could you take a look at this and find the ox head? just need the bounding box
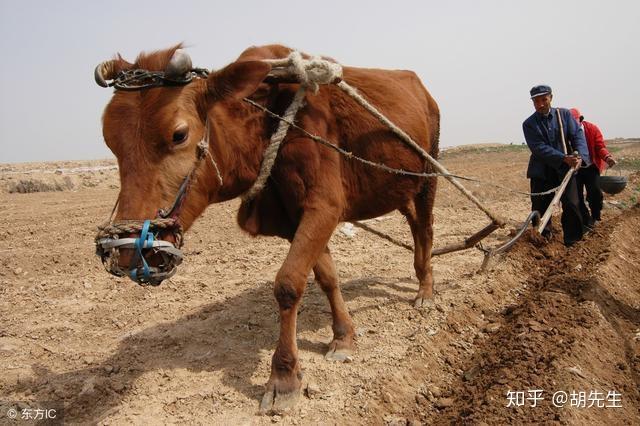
[94,45,272,285]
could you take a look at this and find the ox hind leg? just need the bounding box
[314,247,356,361]
[260,205,340,413]
[401,177,437,308]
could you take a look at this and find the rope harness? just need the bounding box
[243,98,563,198]
[95,51,569,285]
[243,53,565,204]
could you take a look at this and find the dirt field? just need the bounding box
[1,140,639,425]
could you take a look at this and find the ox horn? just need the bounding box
[165,49,192,80]
[94,60,117,87]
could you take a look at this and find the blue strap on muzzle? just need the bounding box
[130,219,154,282]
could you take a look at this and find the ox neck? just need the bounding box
[206,100,271,203]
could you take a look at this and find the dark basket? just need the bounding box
[598,175,628,195]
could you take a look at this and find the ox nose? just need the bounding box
[96,219,184,286]
[117,229,177,270]
[107,223,182,285]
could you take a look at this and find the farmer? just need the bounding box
[522,85,590,246]
[570,108,616,226]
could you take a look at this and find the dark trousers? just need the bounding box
[576,165,603,223]
[530,172,584,245]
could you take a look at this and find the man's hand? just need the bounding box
[563,154,581,169]
[605,155,617,167]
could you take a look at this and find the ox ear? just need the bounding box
[208,61,272,100]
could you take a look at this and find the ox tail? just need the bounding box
[430,111,440,160]
[418,110,440,197]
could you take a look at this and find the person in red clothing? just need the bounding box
[570,108,616,225]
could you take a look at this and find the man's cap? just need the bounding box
[530,85,552,99]
[569,108,584,122]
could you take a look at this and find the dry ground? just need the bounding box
[1,140,639,425]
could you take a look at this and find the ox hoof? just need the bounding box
[324,338,355,362]
[325,347,354,362]
[259,379,302,414]
[413,295,435,309]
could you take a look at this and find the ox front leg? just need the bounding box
[314,248,355,361]
[259,207,339,413]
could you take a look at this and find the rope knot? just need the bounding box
[196,139,208,160]
[286,51,343,94]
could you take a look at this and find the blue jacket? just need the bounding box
[522,107,590,179]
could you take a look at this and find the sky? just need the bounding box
[0,0,638,163]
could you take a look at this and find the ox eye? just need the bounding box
[172,126,189,145]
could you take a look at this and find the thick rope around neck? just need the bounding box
[242,52,342,202]
[242,86,306,202]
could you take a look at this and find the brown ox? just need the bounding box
[97,44,439,411]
